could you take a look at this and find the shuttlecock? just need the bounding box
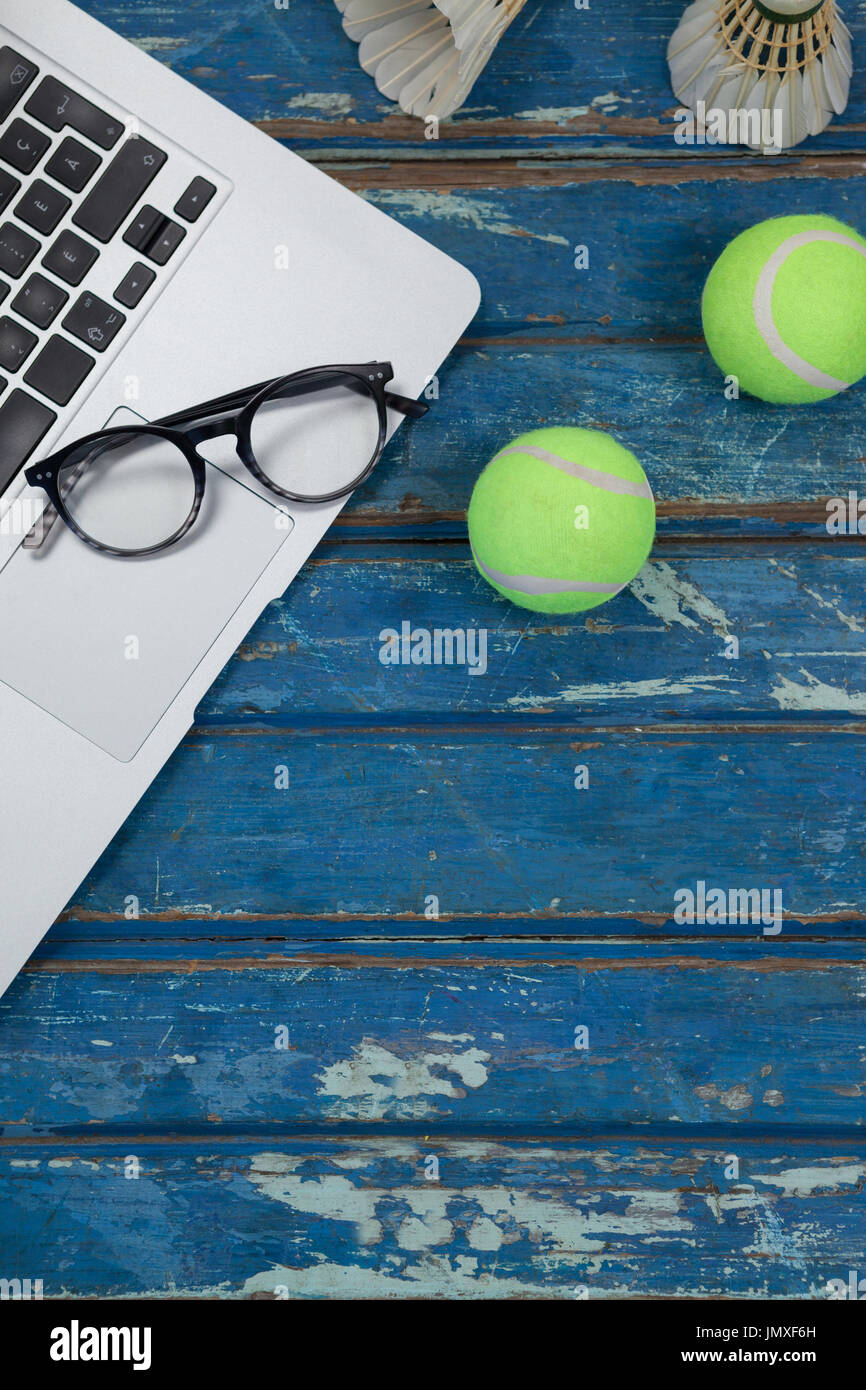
[334,0,529,121]
[668,0,852,152]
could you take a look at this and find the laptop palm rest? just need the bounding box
[0,461,293,763]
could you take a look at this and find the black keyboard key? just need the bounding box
[0,118,50,175]
[73,136,166,243]
[123,203,163,252]
[45,136,101,193]
[24,75,123,150]
[0,376,6,396]
[14,178,71,235]
[42,230,98,286]
[0,48,39,124]
[124,205,186,264]
[0,168,20,216]
[114,262,155,309]
[0,315,37,372]
[12,273,68,329]
[0,389,56,489]
[0,223,39,279]
[0,280,8,307]
[145,216,185,265]
[175,176,216,222]
[24,335,93,406]
[62,291,125,353]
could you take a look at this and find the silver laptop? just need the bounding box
[0,0,480,996]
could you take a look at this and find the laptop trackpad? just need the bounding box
[0,461,293,762]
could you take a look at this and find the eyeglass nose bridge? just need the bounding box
[186,414,241,448]
[184,414,259,484]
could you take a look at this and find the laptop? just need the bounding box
[0,0,480,997]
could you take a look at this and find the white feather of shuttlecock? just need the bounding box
[667,0,852,151]
[333,0,528,120]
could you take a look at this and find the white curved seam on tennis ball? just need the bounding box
[495,445,654,500]
[753,232,866,392]
[471,547,626,596]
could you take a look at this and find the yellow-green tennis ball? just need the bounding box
[467,427,655,615]
[702,214,866,404]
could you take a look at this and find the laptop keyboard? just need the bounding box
[0,39,220,496]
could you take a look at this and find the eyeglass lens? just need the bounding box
[247,373,381,499]
[57,432,197,553]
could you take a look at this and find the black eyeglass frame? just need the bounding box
[23,361,428,558]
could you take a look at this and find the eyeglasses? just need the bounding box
[23,361,428,558]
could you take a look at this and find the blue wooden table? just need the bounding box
[2,0,865,1299]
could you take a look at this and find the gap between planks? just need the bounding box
[282,152,866,191]
[257,113,866,152]
[19,952,863,974]
[320,523,866,544]
[49,919,866,932]
[2,1125,865,1146]
[179,721,866,737]
[326,504,866,534]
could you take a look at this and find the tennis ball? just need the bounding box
[702,214,866,404]
[467,427,655,615]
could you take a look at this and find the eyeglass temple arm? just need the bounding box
[156,372,430,433]
[385,391,428,418]
[22,500,60,550]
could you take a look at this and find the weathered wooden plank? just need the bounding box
[57,730,864,924]
[288,341,866,529]
[355,177,866,338]
[1,1138,864,1299]
[195,543,866,725]
[81,0,866,155]
[1,955,865,1132]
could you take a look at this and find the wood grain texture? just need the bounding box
[2,953,865,1132]
[197,543,866,724]
[2,1138,864,1299]
[54,730,863,925]
[350,179,866,340]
